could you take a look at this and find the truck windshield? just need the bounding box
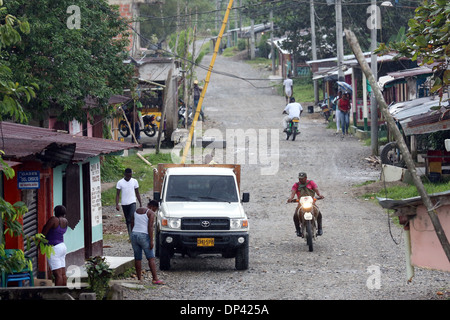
[166,175,239,202]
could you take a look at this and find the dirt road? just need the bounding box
[104,52,448,300]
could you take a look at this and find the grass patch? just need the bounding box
[292,81,319,103]
[362,179,450,200]
[222,46,239,57]
[246,57,271,67]
[354,180,377,187]
[101,152,173,206]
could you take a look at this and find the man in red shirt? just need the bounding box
[287,172,324,237]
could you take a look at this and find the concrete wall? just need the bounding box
[411,204,450,272]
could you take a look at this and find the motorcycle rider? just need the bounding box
[287,172,324,237]
[282,97,303,132]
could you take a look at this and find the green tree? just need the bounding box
[377,0,449,102]
[140,0,216,44]
[0,0,53,277]
[0,0,36,123]
[241,0,417,62]
[4,0,134,123]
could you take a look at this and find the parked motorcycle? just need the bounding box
[319,100,332,123]
[119,114,158,138]
[286,117,300,141]
[289,196,320,252]
[178,99,193,128]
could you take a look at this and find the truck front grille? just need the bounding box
[181,218,230,231]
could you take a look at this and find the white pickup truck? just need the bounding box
[153,164,250,270]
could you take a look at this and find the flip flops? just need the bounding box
[152,280,165,285]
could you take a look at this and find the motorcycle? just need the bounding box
[319,100,332,123]
[178,99,193,128]
[289,196,320,252]
[119,113,158,138]
[286,117,300,141]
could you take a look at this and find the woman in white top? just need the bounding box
[130,200,164,285]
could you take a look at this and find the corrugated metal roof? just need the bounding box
[388,94,450,136]
[387,66,433,78]
[0,121,140,165]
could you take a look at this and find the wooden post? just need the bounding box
[156,68,173,153]
[344,28,450,262]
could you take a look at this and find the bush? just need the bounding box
[237,38,246,51]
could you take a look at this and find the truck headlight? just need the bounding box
[230,218,248,230]
[162,218,181,229]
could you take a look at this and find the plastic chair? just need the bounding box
[0,249,34,287]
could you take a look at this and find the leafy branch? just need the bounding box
[376,0,449,103]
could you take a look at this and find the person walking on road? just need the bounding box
[283,74,294,104]
[338,92,351,136]
[131,200,164,285]
[116,168,142,238]
[333,91,342,134]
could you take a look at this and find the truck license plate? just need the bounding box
[197,238,214,247]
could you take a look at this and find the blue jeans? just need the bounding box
[121,203,136,236]
[341,111,350,134]
[131,232,155,260]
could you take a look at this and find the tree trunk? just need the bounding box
[344,28,450,262]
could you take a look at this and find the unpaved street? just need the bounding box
[104,52,449,301]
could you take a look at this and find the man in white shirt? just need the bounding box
[116,168,142,238]
[283,97,303,131]
[283,75,293,104]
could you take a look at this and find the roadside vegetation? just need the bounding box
[357,178,450,201]
[100,152,173,206]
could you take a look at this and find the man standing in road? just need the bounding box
[282,97,303,132]
[116,168,142,238]
[283,74,293,104]
[193,80,204,121]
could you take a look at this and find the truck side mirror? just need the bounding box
[242,192,250,203]
[153,191,161,202]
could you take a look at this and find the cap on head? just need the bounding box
[298,172,307,179]
[289,97,295,103]
[194,80,199,85]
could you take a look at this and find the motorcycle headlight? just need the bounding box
[300,196,314,211]
[162,218,181,229]
[230,218,249,230]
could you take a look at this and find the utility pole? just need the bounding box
[250,19,255,60]
[310,0,319,104]
[183,2,189,129]
[270,9,275,75]
[370,0,379,155]
[335,0,344,82]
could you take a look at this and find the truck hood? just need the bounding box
[162,202,246,218]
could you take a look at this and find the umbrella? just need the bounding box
[337,81,352,94]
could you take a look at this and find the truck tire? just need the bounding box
[235,242,249,270]
[159,246,171,271]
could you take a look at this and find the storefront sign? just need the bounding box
[18,171,40,189]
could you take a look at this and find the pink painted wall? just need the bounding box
[410,204,450,272]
